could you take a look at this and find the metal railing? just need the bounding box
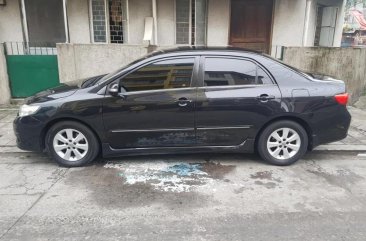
[4,42,58,56]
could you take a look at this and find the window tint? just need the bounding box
[121,58,194,92]
[257,67,273,85]
[204,58,272,86]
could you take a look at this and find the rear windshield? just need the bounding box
[262,54,313,80]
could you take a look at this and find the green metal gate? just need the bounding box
[4,42,60,98]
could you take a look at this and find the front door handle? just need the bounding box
[256,94,276,102]
[175,97,192,107]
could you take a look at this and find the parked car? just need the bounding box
[13,47,351,167]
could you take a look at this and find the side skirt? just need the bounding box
[102,139,255,158]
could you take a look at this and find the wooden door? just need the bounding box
[230,0,273,53]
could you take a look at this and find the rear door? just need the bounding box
[102,57,199,149]
[195,56,282,146]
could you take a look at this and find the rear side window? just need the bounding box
[120,58,195,92]
[203,57,272,86]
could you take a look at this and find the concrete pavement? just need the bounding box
[1,151,366,240]
[2,105,366,240]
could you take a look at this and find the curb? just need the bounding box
[314,144,366,152]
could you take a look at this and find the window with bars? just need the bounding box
[175,0,207,45]
[90,0,128,43]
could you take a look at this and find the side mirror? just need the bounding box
[108,83,120,97]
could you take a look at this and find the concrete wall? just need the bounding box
[0,1,24,43]
[57,44,153,83]
[207,0,230,46]
[67,0,91,44]
[283,47,366,104]
[128,0,153,44]
[271,0,307,55]
[0,44,11,104]
[157,0,175,46]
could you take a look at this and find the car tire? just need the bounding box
[46,121,100,167]
[257,120,308,166]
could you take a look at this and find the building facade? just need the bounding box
[0,0,346,55]
[0,0,347,102]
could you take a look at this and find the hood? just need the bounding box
[25,74,107,105]
[25,84,78,104]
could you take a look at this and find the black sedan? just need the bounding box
[14,47,351,167]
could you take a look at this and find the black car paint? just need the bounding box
[14,48,351,157]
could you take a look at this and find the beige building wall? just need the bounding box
[0,1,24,43]
[206,0,230,46]
[271,0,307,55]
[157,0,175,46]
[128,0,153,44]
[67,0,91,44]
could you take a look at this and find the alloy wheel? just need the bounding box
[266,127,301,160]
[52,128,89,162]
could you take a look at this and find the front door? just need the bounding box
[230,0,273,53]
[102,57,198,149]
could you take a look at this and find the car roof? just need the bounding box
[147,46,264,58]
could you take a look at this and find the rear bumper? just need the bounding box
[13,115,44,152]
[310,107,351,149]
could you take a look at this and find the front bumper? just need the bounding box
[13,115,45,152]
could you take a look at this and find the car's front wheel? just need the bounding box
[46,121,100,167]
[257,120,308,166]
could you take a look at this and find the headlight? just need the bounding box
[19,105,40,117]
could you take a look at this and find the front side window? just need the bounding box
[204,58,272,86]
[120,58,195,92]
[90,0,128,43]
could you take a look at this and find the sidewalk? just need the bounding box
[1,105,366,153]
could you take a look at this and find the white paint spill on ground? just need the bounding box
[104,162,213,193]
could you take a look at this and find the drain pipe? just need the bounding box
[152,0,158,45]
[303,0,312,46]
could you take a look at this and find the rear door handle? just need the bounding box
[256,94,276,102]
[175,97,192,107]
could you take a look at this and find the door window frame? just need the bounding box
[109,56,201,96]
[198,55,276,89]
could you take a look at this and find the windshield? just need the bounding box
[95,53,153,85]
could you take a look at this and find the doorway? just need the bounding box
[229,0,273,53]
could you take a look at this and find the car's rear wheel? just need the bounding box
[46,121,99,167]
[257,120,308,166]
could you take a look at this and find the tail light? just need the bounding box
[334,93,349,105]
